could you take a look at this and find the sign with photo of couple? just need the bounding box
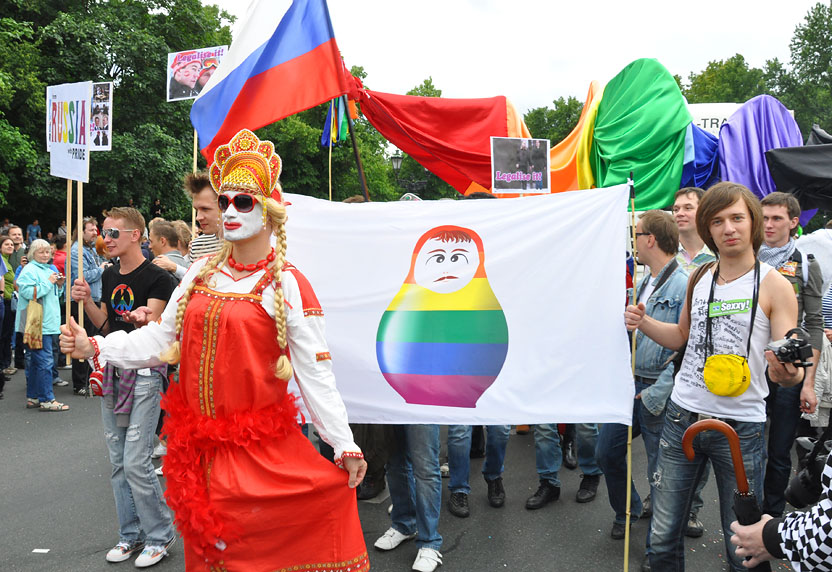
[284,185,634,425]
[166,46,227,102]
[491,136,551,195]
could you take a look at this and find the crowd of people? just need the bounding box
[6,131,832,571]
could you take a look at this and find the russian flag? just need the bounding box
[191,0,348,163]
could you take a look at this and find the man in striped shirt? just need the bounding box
[152,172,222,279]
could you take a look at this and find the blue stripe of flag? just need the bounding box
[376,341,508,376]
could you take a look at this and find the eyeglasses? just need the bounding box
[634,232,652,238]
[218,193,257,213]
[101,228,136,240]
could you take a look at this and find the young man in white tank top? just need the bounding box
[625,182,804,572]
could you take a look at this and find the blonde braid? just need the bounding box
[159,243,232,364]
[265,197,293,381]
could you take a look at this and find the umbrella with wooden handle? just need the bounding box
[682,419,771,572]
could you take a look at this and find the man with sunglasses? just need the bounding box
[71,207,177,567]
[153,172,222,279]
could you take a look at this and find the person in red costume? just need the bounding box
[60,129,369,572]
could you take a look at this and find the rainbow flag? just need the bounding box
[321,97,348,147]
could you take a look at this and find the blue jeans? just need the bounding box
[448,425,511,493]
[101,372,174,546]
[648,400,765,572]
[763,382,802,516]
[534,423,601,486]
[597,380,665,525]
[24,336,54,402]
[386,424,442,550]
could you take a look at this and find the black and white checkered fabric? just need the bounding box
[778,452,832,571]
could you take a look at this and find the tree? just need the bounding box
[0,0,234,228]
[680,54,768,104]
[776,2,832,134]
[523,96,583,146]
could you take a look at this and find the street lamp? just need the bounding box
[390,150,430,195]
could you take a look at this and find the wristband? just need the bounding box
[88,336,102,371]
[335,450,365,469]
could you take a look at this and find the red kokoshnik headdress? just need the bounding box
[210,129,284,204]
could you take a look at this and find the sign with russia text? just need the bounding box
[46,81,92,182]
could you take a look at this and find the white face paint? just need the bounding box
[220,191,263,242]
[413,238,479,294]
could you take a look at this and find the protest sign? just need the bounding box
[46,81,92,182]
[90,82,113,151]
[166,46,227,102]
[491,136,551,194]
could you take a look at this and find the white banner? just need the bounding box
[46,81,92,182]
[285,186,635,425]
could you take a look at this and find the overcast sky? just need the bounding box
[208,0,819,114]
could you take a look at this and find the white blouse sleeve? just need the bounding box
[96,260,208,370]
[282,272,360,462]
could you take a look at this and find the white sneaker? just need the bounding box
[134,537,176,568]
[53,378,69,387]
[412,547,443,572]
[374,527,417,551]
[154,465,163,477]
[439,462,450,478]
[151,442,167,459]
[105,541,144,563]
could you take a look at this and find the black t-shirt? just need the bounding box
[101,259,176,333]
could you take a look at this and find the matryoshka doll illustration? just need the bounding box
[377,225,509,407]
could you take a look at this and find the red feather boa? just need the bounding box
[160,384,301,564]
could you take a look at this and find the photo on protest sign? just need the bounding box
[90,82,113,151]
[166,45,227,102]
[490,136,551,194]
[46,81,92,182]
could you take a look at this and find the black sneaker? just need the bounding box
[448,491,470,518]
[357,475,386,500]
[525,480,560,510]
[576,474,600,503]
[486,476,506,508]
[74,387,88,396]
[641,493,652,518]
[685,512,704,538]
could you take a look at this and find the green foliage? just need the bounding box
[524,96,583,145]
[680,54,768,103]
[0,0,234,230]
[407,77,442,98]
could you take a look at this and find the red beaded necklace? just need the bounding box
[228,248,276,272]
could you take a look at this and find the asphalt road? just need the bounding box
[0,369,795,572]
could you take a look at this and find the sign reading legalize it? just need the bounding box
[46,81,92,182]
[285,186,634,425]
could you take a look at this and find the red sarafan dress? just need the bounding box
[156,267,368,571]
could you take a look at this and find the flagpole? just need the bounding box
[192,128,198,237]
[328,101,334,201]
[624,171,637,572]
[342,95,370,201]
[65,179,72,366]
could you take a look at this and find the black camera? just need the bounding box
[784,436,832,508]
[766,327,813,368]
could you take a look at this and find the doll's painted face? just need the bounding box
[413,237,480,294]
[220,191,263,242]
